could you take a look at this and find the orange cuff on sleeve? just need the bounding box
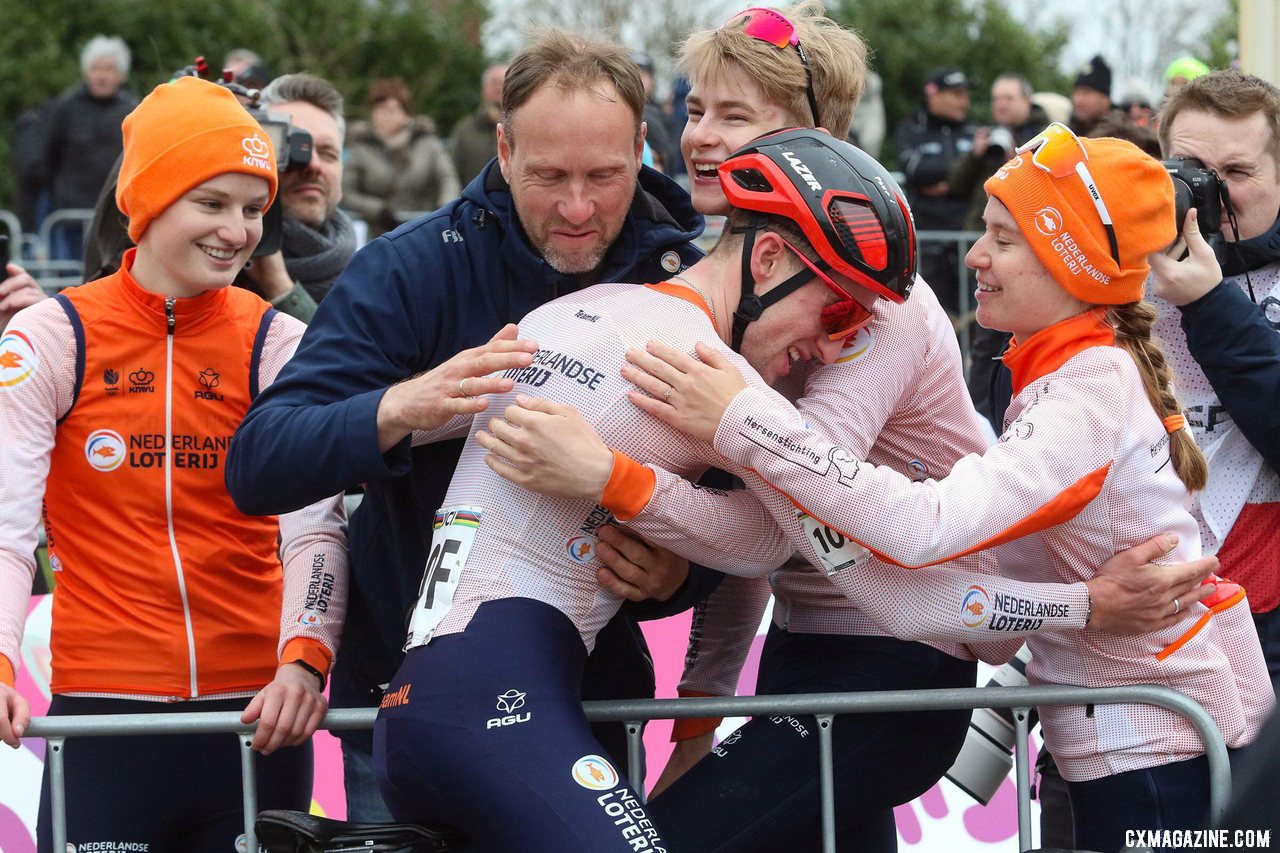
[280,637,333,676]
[671,689,722,742]
[600,449,657,522]
[0,654,14,688]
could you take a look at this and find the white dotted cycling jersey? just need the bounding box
[403,282,795,653]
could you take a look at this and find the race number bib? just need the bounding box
[797,511,869,575]
[405,506,483,647]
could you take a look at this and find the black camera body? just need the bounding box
[242,105,313,256]
[244,105,314,176]
[1164,157,1226,262]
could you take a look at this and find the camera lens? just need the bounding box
[1172,179,1193,237]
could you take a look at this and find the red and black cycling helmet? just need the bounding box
[719,126,917,308]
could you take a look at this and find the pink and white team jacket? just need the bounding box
[699,308,1272,780]
[0,265,347,700]
[615,283,1090,701]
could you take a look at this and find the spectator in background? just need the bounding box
[1165,56,1212,99]
[1,263,45,330]
[632,51,679,174]
[848,69,885,159]
[222,47,269,88]
[223,48,261,76]
[449,64,506,185]
[950,73,1048,231]
[1068,54,1120,135]
[894,66,975,318]
[1031,90,1072,126]
[1118,80,1155,128]
[665,75,692,176]
[1087,114,1161,157]
[343,78,460,239]
[11,98,56,234]
[1150,70,1280,697]
[43,36,137,262]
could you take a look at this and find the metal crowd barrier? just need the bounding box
[27,683,1228,853]
[0,209,22,251]
[36,208,95,260]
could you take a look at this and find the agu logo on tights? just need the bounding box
[571,754,619,791]
[85,429,127,472]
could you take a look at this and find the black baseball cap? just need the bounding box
[927,67,971,92]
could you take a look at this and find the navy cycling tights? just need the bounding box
[37,695,312,853]
[375,598,668,852]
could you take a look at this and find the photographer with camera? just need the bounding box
[249,73,357,311]
[1149,70,1280,697]
[950,74,1048,233]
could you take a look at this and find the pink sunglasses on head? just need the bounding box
[726,6,822,128]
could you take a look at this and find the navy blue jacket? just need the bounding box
[227,162,704,746]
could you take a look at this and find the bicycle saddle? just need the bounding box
[255,809,466,852]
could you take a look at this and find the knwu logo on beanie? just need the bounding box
[241,133,272,172]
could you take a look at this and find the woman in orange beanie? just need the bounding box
[0,75,532,852]
[619,124,1272,848]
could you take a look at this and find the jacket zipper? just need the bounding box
[164,297,200,699]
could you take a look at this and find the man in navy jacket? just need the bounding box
[226,30,704,821]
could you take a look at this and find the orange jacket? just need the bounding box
[0,254,346,698]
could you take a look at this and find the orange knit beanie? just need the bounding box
[116,76,278,242]
[984,134,1176,304]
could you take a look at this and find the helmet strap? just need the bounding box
[730,216,816,351]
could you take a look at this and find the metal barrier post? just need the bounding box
[48,736,67,853]
[626,721,646,801]
[1012,707,1033,852]
[816,714,837,853]
[241,734,259,852]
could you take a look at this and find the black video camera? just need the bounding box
[1164,157,1227,262]
[180,57,314,256]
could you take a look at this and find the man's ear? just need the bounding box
[635,120,648,172]
[748,230,794,289]
[496,122,513,182]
